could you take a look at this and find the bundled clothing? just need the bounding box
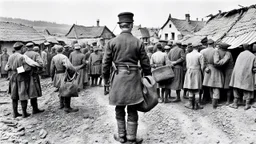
[150,51,168,88]
[69,50,86,90]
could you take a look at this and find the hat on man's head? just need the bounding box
[217,42,231,49]
[167,41,173,46]
[33,46,40,52]
[55,45,63,53]
[155,43,162,50]
[26,42,34,48]
[207,39,214,44]
[118,12,134,24]
[74,44,81,50]
[13,42,24,50]
[252,44,256,53]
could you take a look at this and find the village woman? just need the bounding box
[88,47,103,86]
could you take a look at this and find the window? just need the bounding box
[165,33,168,40]
[169,24,172,28]
[171,33,175,40]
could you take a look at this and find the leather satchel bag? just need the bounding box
[152,65,174,82]
[136,76,158,112]
[59,70,79,97]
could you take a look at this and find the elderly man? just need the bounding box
[0,48,9,78]
[167,41,185,102]
[200,39,223,109]
[69,44,86,90]
[103,12,151,143]
[24,42,45,114]
[229,44,256,110]
[183,43,205,109]
[51,45,78,113]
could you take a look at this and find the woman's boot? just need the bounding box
[184,97,194,109]
[31,98,44,114]
[64,97,78,113]
[12,99,22,118]
[229,98,238,109]
[244,99,251,110]
[21,100,30,118]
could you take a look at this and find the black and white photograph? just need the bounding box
[0,0,256,143]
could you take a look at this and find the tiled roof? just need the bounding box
[161,17,205,36]
[66,24,115,39]
[182,4,256,49]
[0,22,45,44]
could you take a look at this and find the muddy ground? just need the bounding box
[0,78,256,144]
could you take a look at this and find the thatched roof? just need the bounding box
[182,4,256,49]
[65,24,115,39]
[161,15,205,36]
[132,25,150,39]
[0,22,45,44]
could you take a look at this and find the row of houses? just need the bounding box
[1,4,256,53]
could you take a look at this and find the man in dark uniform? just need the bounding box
[24,42,45,114]
[103,12,151,143]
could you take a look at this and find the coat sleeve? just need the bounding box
[35,53,44,67]
[199,54,205,72]
[214,50,230,66]
[139,43,152,76]
[102,41,113,81]
[253,57,256,72]
[50,58,55,77]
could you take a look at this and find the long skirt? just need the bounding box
[1,61,8,75]
[28,74,42,98]
[166,66,184,90]
[90,64,102,75]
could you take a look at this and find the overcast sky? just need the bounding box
[0,0,255,31]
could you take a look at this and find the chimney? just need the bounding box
[196,18,198,21]
[185,14,190,22]
[169,14,172,19]
[218,10,222,14]
[97,19,100,27]
[202,18,204,21]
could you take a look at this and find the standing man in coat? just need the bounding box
[167,41,185,102]
[41,47,48,78]
[69,44,86,90]
[103,12,152,143]
[213,43,234,105]
[0,48,9,78]
[24,42,45,114]
[183,43,205,109]
[51,45,78,113]
[229,44,256,110]
[200,39,223,109]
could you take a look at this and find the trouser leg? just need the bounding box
[195,91,203,109]
[12,99,21,118]
[226,89,232,105]
[59,97,64,109]
[230,88,239,109]
[21,100,30,118]
[115,106,126,142]
[64,97,78,113]
[184,90,194,109]
[126,105,142,143]
[212,88,220,109]
[31,98,44,114]
[172,90,181,102]
[243,90,252,110]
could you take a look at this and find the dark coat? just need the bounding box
[24,50,44,98]
[103,31,151,106]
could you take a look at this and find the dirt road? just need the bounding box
[0,78,256,144]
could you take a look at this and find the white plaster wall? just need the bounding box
[160,20,181,41]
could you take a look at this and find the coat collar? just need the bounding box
[120,31,132,35]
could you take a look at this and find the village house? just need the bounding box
[159,14,205,41]
[65,20,115,45]
[0,22,45,54]
[131,25,150,44]
[148,28,160,44]
[182,4,256,59]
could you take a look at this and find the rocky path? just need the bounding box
[0,78,256,144]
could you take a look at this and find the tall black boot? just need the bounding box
[31,98,44,114]
[212,98,218,109]
[244,99,251,110]
[172,90,181,102]
[21,100,30,118]
[184,97,194,109]
[59,97,64,109]
[12,99,22,118]
[126,122,143,144]
[64,97,78,113]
